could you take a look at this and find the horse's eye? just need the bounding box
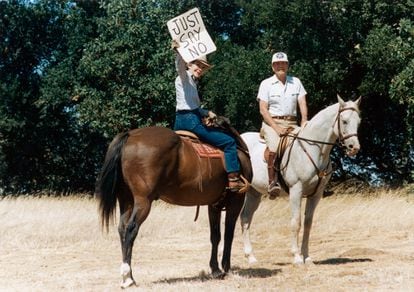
[342,120,348,125]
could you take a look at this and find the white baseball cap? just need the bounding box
[272,52,288,63]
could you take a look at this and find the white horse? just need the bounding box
[240,95,361,265]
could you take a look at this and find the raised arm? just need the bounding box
[172,40,188,81]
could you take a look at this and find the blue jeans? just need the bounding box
[174,110,240,173]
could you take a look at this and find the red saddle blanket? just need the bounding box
[176,130,223,159]
[190,141,223,158]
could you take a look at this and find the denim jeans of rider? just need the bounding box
[174,111,240,173]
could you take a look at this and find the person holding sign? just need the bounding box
[171,40,247,192]
[167,7,217,63]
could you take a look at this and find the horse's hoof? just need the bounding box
[293,255,305,265]
[305,257,315,265]
[212,270,226,279]
[248,255,258,265]
[120,278,135,289]
[120,263,135,288]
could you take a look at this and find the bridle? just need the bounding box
[279,104,360,197]
[335,106,360,147]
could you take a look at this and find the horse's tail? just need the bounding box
[95,131,130,231]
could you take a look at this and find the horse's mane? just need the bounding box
[311,102,338,121]
[307,99,360,130]
[312,100,360,120]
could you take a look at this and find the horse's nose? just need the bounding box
[348,141,360,151]
[347,144,360,156]
[353,142,360,151]
[349,144,359,150]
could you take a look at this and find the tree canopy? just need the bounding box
[0,0,413,193]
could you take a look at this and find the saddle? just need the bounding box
[176,116,250,159]
[262,127,299,191]
[175,130,223,159]
[262,127,297,165]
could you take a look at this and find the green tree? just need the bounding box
[2,0,413,193]
[71,0,245,137]
[37,0,106,191]
[358,17,414,183]
[0,0,64,191]
[217,0,414,184]
[70,0,176,138]
[37,0,246,192]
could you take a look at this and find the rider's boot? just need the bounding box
[267,151,281,199]
[227,172,249,193]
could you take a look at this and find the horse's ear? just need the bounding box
[337,94,345,107]
[355,96,362,107]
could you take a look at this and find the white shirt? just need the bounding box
[257,75,307,116]
[175,54,201,111]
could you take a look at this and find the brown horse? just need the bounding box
[96,126,252,288]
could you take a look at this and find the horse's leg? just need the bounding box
[119,196,152,288]
[302,192,322,265]
[118,205,135,288]
[221,194,245,273]
[240,189,262,264]
[208,204,223,278]
[289,186,304,265]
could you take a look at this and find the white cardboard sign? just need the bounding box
[167,8,216,63]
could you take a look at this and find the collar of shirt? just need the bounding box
[187,71,198,82]
[270,75,293,85]
[191,74,200,87]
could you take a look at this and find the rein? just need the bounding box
[283,134,337,146]
[279,105,359,197]
[278,133,333,197]
[283,105,359,146]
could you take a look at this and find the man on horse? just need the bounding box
[257,52,308,199]
[171,40,247,192]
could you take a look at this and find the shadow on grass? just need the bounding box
[152,266,282,284]
[315,257,373,265]
[232,266,282,278]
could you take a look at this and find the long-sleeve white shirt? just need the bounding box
[175,53,202,111]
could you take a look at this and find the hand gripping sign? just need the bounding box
[167,8,216,63]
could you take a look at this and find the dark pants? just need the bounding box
[174,110,240,173]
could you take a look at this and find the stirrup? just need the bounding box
[226,175,250,193]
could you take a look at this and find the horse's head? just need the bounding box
[335,94,361,157]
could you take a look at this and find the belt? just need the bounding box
[176,109,198,114]
[272,115,296,121]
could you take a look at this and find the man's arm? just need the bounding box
[298,94,308,127]
[259,100,287,135]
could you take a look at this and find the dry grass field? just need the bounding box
[1,188,413,291]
